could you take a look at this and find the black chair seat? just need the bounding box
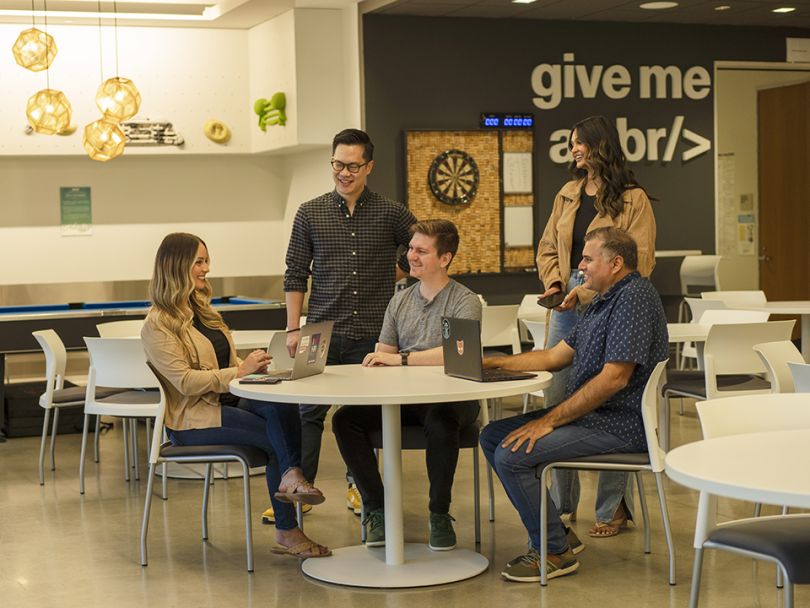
[161,444,269,468]
[50,385,123,404]
[707,516,810,583]
[663,371,770,398]
[369,423,480,450]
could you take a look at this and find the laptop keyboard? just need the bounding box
[481,368,535,382]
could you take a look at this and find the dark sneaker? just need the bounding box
[501,548,579,583]
[428,512,457,551]
[505,527,583,567]
[363,509,385,547]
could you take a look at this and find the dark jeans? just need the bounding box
[167,401,300,531]
[299,335,377,482]
[332,400,480,514]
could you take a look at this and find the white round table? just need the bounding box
[230,364,551,588]
[665,429,810,508]
[667,322,708,344]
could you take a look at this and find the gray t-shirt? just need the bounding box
[379,279,482,351]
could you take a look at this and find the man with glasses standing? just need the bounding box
[262,128,416,523]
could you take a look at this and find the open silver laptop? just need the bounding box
[441,317,536,382]
[266,321,333,380]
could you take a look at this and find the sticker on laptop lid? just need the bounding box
[442,318,451,340]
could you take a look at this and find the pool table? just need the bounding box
[0,296,286,439]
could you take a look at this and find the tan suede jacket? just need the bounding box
[536,178,657,305]
[141,312,239,431]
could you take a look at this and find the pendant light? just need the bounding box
[23,0,72,135]
[12,26,57,72]
[94,0,140,122]
[83,118,126,162]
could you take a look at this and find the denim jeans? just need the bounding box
[168,402,298,530]
[480,409,637,554]
[299,334,378,482]
[332,401,480,514]
[544,270,634,523]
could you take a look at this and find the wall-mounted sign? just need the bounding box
[60,186,92,236]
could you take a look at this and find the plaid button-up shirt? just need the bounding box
[284,188,417,340]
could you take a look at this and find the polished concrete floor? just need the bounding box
[0,397,805,608]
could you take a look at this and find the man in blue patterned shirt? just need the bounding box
[480,227,668,582]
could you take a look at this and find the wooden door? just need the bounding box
[757,81,810,301]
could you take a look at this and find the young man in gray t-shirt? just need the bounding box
[332,219,481,551]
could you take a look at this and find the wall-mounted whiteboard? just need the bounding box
[504,206,534,248]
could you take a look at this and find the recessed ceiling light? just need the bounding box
[772,7,796,13]
[512,0,538,4]
[714,5,731,10]
[640,1,679,9]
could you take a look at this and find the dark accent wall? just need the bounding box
[364,15,806,263]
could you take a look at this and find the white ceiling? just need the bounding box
[0,0,807,28]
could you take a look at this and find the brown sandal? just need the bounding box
[274,478,325,505]
[588,500,630,538]
[271,540,332,558]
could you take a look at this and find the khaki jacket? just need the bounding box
[536,178,657,305]
[141,312,239,431]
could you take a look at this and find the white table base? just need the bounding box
[301,544,489,588]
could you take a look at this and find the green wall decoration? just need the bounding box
[254,92,287,131]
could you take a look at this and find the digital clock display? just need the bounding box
[480,113,534,129]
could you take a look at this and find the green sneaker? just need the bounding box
[505,527,584,567]
[363,509,385,547]
[428,512,457,551]
[501,548,579,583]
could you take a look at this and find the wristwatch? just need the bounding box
[399,351,410,366]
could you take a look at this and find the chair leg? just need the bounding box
[93,415,100,463]
[783,576,794,608]
[38,409,51,485]
[486,462,495,522]
[161,462,168,500]
[131,420,141,481]
[689,547,704,608]
[635,472,651,554]
[239,459,255,572]
[122,419,131,482]
[49,407,59,471]
[776,505,790,588]
[654,472,677,585]
[202,463,213,540]
[140,462,157,566]
[660,394,671,453]
[522,393,530,414]
[360,501,367,543]
[679,397,685,416]
[79,413,91,494]
[296,503,304,530]
[145,418,151,461]
[539,465,552,586]
[473,445,481,545]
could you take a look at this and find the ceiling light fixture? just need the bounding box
[772,7,796,13]
[640,2,679,9]
[512,0,538,4]
[714,5,731,10]
[0,8,214,21]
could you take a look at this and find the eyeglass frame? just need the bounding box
[330,159,370,174]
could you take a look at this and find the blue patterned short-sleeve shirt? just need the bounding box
[563,272,668,449]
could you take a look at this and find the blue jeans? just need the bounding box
[544,270,634,523]
[299,334,378,482]
[168,402,298,531]
[480,409,637,554]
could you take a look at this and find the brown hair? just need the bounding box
[410,219,460,266]
[147,232,227,360]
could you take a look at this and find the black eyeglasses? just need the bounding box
[330,160,369,174]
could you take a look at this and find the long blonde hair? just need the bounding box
[148,232,228,360]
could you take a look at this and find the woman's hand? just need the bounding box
[556,286,580,311]
[538,285,562,301]
[237,349,271,377]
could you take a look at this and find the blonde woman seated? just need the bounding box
[141,232,330,558]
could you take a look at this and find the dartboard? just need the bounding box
[428,149,479,206]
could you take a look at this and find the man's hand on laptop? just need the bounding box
[483,355,507,369]
[362,351,400,367]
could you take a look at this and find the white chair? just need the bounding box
[32,330,119,485]
[678,298,725,369]
[140,362,268,572]
[701,290,767,307]
[521,319,547,412]
[96,319,145,337]
[661,319,793,451]
[79,337,164,495]
[690,395,810,608]
[753,341,805,393]
[517,294,544,342]
[788,362,810,392]
[678,255,722,322]
[481,304,521,354]
[537,360,675,586]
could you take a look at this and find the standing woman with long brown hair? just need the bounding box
[141,232,331,558]
[536,116,656,539]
